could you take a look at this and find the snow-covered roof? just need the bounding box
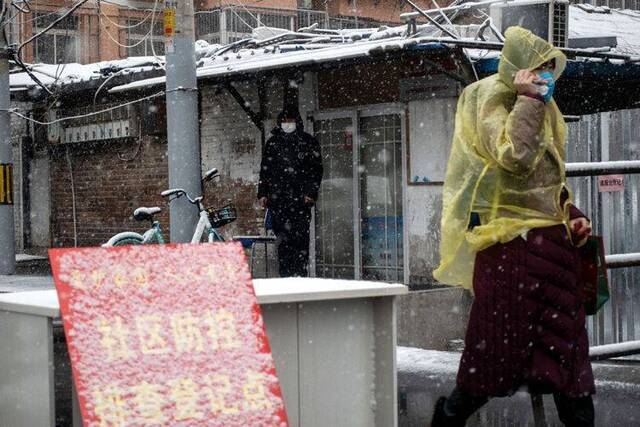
[10,5,640,95]
[110,6,640,94]
[111,36,450,93]
[570,6,640,56]
[9,57,163,92]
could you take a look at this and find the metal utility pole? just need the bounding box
[163,0,202,242]
[0,18,16,274]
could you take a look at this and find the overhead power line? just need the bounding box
[2,10,59,30]
[98,16,152,48]
[96,2,154,30]
[2,91,165,125]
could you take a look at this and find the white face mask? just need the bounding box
[281,122,296,134]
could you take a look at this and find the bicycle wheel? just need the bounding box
[103,232,144,247]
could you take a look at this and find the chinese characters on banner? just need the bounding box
[49,243,288,426]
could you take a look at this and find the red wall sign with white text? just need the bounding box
[49,243,288,427]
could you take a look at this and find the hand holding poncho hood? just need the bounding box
[434,27,571,289]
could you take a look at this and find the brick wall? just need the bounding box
[50,136,169,247]
[200,76,303,237]
[198,0,438,25]
[199,82,278,239]
[319,0,450,24]
[198,0,298,10]
[46,74,312,252]
[49,77,287,248]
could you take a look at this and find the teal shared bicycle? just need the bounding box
[102,168,237,247]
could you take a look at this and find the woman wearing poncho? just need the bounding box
[431,27,595,426]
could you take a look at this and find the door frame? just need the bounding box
[309,103,408,283]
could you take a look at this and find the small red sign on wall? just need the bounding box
[598,174,624,192]
[49,243,288,427]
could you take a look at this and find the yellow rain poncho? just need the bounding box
[433,27,571,289]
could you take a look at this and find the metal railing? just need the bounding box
[605,253,640,269]
[194,5,390,44]
[196,6,297,44]
[566,160,640,177]
[570,0,640,11]
[566,160,640,273]
[298,9,330,30]
[589,339,640,360]
[565,159,640,359]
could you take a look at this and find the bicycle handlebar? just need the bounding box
[203,168,219,183]
[161,168,219,207]
[161,189,205,208]
[161,188,186,199]
[161,188,192,202]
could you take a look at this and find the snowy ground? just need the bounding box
[397,346,640,426]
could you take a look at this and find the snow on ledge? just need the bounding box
[397,346,461,377]
[253,277,407,304]
[0,279,407,317]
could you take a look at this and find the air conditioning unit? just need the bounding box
[490,0,569,48]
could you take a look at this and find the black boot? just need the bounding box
[431,388,488,427]
[431,397,466,427]
[553,393,595,427]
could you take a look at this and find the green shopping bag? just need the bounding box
[579,236,610,316]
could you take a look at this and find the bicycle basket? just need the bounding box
[206,203,237,228]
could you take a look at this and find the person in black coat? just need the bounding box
[257,108,323,277]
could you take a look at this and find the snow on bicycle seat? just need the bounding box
[133,207,161,222]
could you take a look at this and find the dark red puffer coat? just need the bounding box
[456,205,595,399]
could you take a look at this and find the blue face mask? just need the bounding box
[536,70,555,103]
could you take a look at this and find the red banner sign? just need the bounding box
[49,243,288,426]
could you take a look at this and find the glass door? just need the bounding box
[359,114,404,282]
[313,108,405,282]
[314,116,356,279]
